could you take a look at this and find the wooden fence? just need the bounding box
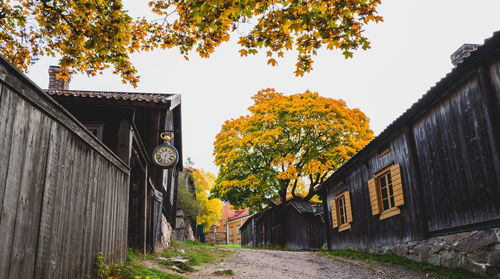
[0,56,130,278]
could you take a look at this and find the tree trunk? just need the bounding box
[303,183,317,201]
[279,179,289,204]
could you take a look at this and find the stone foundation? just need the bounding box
[173,209,196,242]
[155,215,173,254]
[366,228,500,277]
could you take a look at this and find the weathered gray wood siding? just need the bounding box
[323,47,500,250]
[279,207,325,250]
[413,72,500,234]
[491,56,500,109]
[326,133,423,249]
[0,58,130,278]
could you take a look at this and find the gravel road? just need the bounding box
[190,248,435,279]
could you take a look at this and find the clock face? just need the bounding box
[153,145,178,167]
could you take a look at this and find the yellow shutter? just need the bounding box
[345,191,353,223]
[330,199,338,228]
[368,178,380,215]
[391,164,405,206]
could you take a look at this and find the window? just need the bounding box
[237,225,240,233]
[368,164,404,220]
[378,148,390,158]
[230,227,233,236]
[237,238,241,244]
[330,190,353,232]
[84,123,104,141]
[378,171,395,211]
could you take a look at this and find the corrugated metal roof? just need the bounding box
[316,30,500,193]
[45,89,177,104]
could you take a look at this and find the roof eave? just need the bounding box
[316,30,500,194]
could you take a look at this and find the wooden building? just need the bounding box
[45,67,183,254]
[241,198,325,250]
[0,56,132,278]
[317,32,500,275]
[0,54,184,278]
[204,203,250,245]
[226,207,250,245]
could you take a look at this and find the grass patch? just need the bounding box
[96,241,235,277]
[213,269,235,276]
[216,244,241,248]
[156,259,195,273]
[96,250,185,279]
[160,240,234,268]
[319,249,496,279]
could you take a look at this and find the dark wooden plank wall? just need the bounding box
[241,221,252,247]
[490,56,500,112]
[487,56,500,186]
[254,212,271,247]
[326,133,422,249]
[151,190,163,251]
[324,52,500,250]
[0,60,130,279]
[413,74,500,234]
[279,207,325,250]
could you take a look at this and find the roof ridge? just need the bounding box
[45,88,176,96]
[45,89,180,104]
[317,30,500,193]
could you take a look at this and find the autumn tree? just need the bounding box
[0,0,382,86]
[177,167,223,229]
[212,88,373,211]
[190,168,223,229]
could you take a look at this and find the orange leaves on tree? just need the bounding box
[267,58,278,66]
[212,88,374,211]
[0,0,382,85]
[1,0,141,86]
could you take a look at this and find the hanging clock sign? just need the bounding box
[152,132,179,169]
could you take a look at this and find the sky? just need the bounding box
[26,0,500,174]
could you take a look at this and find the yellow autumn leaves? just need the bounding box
[190,168,223,228]
[212,88,374,210]
[1,0,381,86]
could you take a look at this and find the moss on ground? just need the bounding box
[213,269,235,276]
[96,249,185,279]
[160,240,234,268]
[319,249,496,279]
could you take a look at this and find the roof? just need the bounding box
[317,30,500,193]
[240,199,324,231]
[289,201,323,215]
[240,213,256,230]
[221,203,250,222]
[45,89,181,109]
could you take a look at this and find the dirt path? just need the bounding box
[189,248,435,279]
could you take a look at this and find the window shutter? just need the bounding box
[368,178,380,215]
[391,164,404,206]
[345,191,353,223]
[330,199,338,228]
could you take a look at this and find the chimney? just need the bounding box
[48,65,71,90]
[450,44,479,66]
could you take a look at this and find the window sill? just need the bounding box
[338,223,351,232]
[379,207,400,220]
